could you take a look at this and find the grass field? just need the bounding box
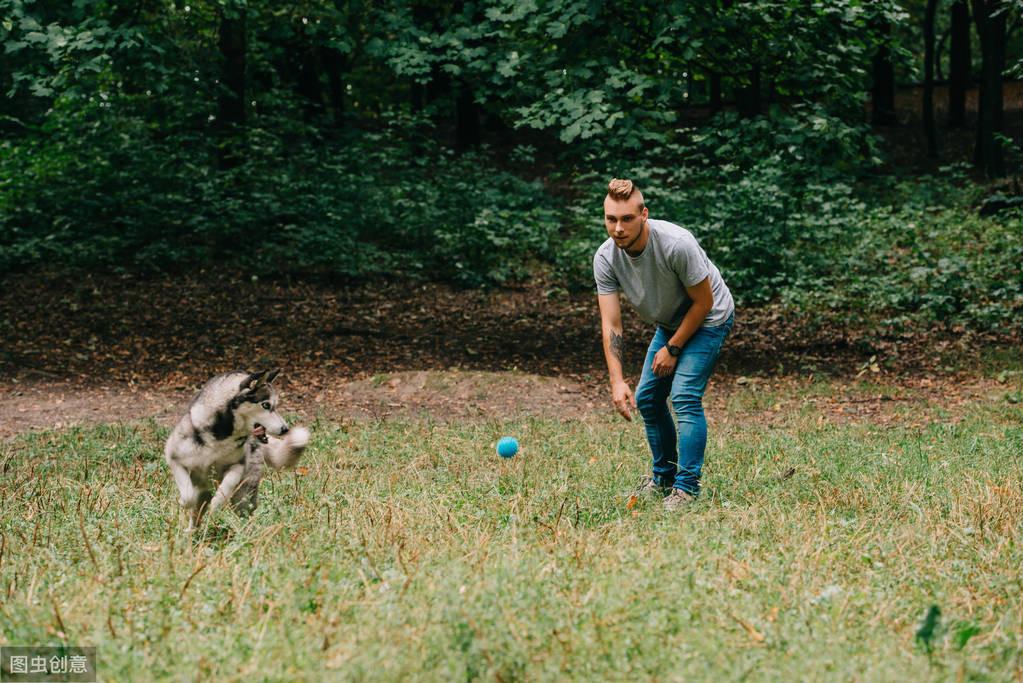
[1,380,1021,681]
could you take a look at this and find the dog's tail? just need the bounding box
[264,426,310,470]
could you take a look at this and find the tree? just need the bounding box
[971,0,1007,177]
[948,0,971,127]
[453,1,482,150]
[872,19,897,126]
[217,4,247,169]
[709,72,723,112]
[923,0,939,157]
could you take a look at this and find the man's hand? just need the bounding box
[652,347,678,377]
[611,380,636,421]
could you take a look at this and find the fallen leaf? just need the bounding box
[730,613,766,643]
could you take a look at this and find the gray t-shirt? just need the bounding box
[593,219,734,329]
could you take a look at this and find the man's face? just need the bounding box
[604,195,648,252]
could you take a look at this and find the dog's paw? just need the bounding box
[178,490,199,509]
[264,426,309,470]
[287,426,310,449]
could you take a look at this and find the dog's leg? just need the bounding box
[231,448,264,517]
[168,459,200,510]
[264,427,310,470]
[208,463,246,515]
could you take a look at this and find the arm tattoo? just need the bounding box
[610,330,624,363]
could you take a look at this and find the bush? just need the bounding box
[786,203,1023,331]
[3,97,1019,334]
[558,105,880,301]
[555,117,1020,334]
[0,102,559,286]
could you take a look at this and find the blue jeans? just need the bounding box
[634,315,733,495]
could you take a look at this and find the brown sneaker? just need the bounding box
[663,488,696,511]
[632,476,672,498]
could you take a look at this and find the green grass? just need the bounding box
[1,391,1021,681]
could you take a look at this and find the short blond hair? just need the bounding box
[607,178,644,212]
[607,178,636,201]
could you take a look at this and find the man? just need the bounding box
[593,178,734,511]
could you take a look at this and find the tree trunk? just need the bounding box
[709,72,722,112]
[923,0,939,158]
[294,43,323,120]
[735,67,761,118]
[871,20,897,126]
[427,69,451,107]
[948,0,970,127]
[972,0,1007,177]
[217,7,246,169]
[320,46,347,128]
[936,28,949,81]
[455,80,481,150]
[410,81,425,115]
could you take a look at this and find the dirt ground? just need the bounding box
[3,370,1017,440]
[1,270,1019,439]
[2,370,605,437]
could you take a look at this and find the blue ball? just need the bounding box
[496,436,519,458]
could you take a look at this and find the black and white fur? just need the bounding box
[164,369,309,529]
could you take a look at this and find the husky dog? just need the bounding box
[164,369,309,529]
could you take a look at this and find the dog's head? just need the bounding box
[234,369,289,443]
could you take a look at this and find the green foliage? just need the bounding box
[1,0,1021,330]
[786,199,1023,332]
[0,103,556,285]
[554,121,1020,333]
[953,621,982,651]
[558,104,883,299]
[490,0,905,149]
[4,94,1021,330]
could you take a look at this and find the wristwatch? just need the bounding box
[666,344,682,357]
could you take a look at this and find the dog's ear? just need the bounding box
[266,368,282,384]
[241,370,271,393]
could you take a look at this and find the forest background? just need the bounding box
[1,0,1021,336]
